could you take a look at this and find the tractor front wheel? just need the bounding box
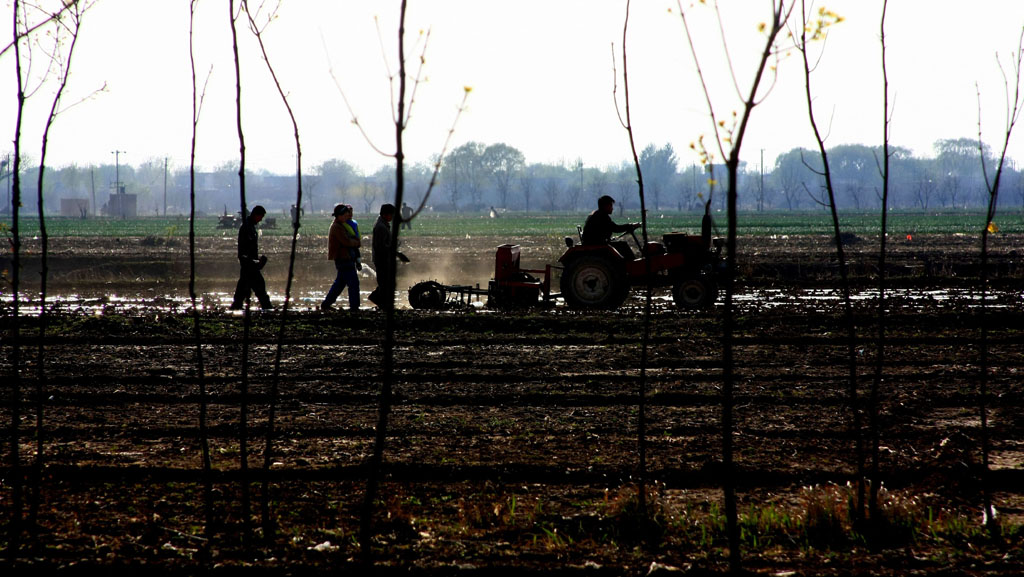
[672,275,717,310]
[560,255,628,309]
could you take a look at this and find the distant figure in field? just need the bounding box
[581,195,638,246]
[230,205,273,310]
[320,204,362,311]
[400,201,413,230]
[489,206,498,219]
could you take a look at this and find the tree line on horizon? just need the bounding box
[3,137,1021,219]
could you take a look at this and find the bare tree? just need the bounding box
[6,0,99,557]
[360,173,383,213]
[518,164,536,212]
[325,1,471,559]
[676,1,795,569]
[28,0,96,540]
[187,0,215,550]
[975,27,1023,536]
[302,174,319,213]
[542,177,561,211]
[867,0,894,528]
[610,0,654,527]
[241,0,310,540]
[794,0,864,522]
[227,0,255,547]
[6,1,28,552]
[912,162,937,209]
[566,157,584,210]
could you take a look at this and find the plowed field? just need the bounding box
[1,232,1023,575]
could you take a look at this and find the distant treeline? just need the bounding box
[4,138,1021,218]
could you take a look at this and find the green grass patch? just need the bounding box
[3,209,1021,239]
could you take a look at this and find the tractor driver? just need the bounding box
[581,195,639,246]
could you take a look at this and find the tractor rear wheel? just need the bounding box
[409,281,447,310]
[672,275,717,310]
[560,255,628,309]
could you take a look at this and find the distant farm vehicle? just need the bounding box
[217,208,242,229]
[408,220,724,311]
[216,209,276,229]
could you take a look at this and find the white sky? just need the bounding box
[4,1,1024,176]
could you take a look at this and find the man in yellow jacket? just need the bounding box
[320,204,361,311]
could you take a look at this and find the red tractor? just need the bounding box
[408,219,724,311]
[558,221,724,310]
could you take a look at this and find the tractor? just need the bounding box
[407,217,724,311]
[558,214,724,310]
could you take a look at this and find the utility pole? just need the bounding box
[759,149,765,212]
[111,150,126,219]
[692,162,697,210]
[1,154,9,216]
[578,157,583,213]
[163,157,168,217]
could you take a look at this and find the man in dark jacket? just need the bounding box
[230,205,272,310]
[368,203,396,308]
[581,195,639,246]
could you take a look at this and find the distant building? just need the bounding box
[60,198,90,218]
[104,191,137,218]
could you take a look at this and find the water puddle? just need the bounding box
[2,286,1020,316]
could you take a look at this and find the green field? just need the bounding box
[1,209,1021,238]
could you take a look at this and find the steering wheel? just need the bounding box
[615,227,643,251]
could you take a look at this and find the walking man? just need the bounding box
[369,203,396,308]
[230,205,273,310]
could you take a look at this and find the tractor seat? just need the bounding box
[611,240,635,260]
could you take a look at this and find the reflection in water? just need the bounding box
[2,286,1019,317]
[0,288,409,316]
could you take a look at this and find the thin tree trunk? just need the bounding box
[360,0,411,559]
[617,0,651,526]
[29,3,87,543]
[6,0,25,561]
[228,0,253,547]
[798,0,865,521]
[869,1,892,523]
[188,0,215,555]
[240,1,307,539]
[975,28,1023,534]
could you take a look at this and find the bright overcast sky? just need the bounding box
[4,1,1024,176]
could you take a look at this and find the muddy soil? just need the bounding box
[1,233,1023,575]
[7,231,1024,305]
